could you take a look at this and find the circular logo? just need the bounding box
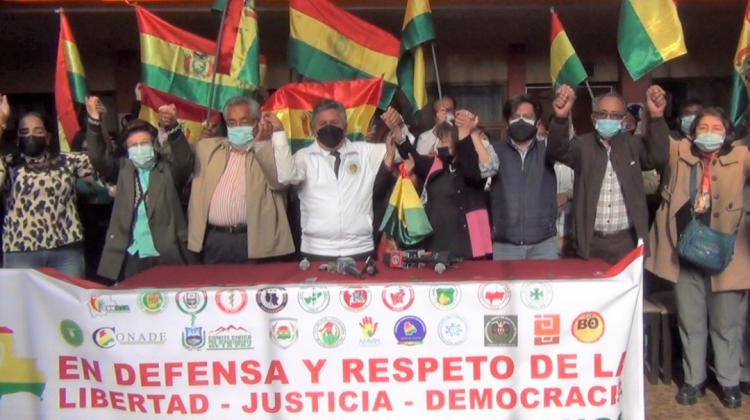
[340,286,372,312]
[478,283,511,310]
[394,316,427,345]
[314,317,346,349]
[92,327,116,349]
[520,282,553,310]
[572,312,605,343]
[348,163,359,175]
[216,289,248,314]
[430,285,462,310]
[484,315,518,347]
[382,284,415,312]
[175,290,208,316]
[298,286,330,313]
[257,287,288,314]
[138,291,168,315]
[60,320,83,347]
[438,315,468,346]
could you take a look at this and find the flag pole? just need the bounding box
[584,79,596,103]
[430,43,443,106]
[206,2,230,124]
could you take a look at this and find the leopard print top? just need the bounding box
[1,153,93,252]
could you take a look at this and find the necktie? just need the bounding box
[331,151,341,179]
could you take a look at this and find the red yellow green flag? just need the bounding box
[731,0,750,126]
[288,0,400,110]
[550,9,588,89]
[0,327,46,401]
[216,0,261,88]
[55,10,88,152]
[138,86,222,144]
[136,6,253,111]
[617,0,687,81]
[398,0,435,113]
[261,78,383,153]
[379,171,433,247]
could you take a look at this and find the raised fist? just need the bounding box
[553,85,576,119]
[645,85,667,118]
[85,96,102,120]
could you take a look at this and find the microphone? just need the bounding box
[336,257,365,279]
[364,256,378,276]
[434,263,446,274]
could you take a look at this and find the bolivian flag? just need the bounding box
[288,0,400,110]
[617,0,687,81]
[730,1,750,126]
[138,86,222,144]
[398,0,435,113]
[136,6,253,111]
[215,0,261,88]
[261,78,383,153]
[379,170,433,247]
[550,9,587,89]
[259,54,267,88]
[55,11,88,152]
[0,327,46,401]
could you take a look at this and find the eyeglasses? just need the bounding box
[592,111,626,120]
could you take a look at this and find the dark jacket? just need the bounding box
[395,136,492,259]
[86,121,196,280]
[546,116,670,259]
[491,137,558,245]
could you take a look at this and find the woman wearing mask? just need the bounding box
[0,94,93,277]
[393,110,498,259]
[85,97,195,280]
[646,107,750,409]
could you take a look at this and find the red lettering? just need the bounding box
[369,358,388,383]
[59,356,79,380]
[188,362,209,386]
[342,359,364,383]
[128,393,147,413]
[139,363,160,386]
[521,388,539,409]
[190,394,208,414]
[564,386,585,407]
[110,391,125,410]
[286,392,303,413]
[615,351,626,377]
[166,394,187,414]
[241,360,261,384]
[341,391,358,412]
[58,388,75,408]
[372,390,393,411]
[588,386,607,406]
[490,356,514,380]
[91,388,107,408]
[82,358,102,382]
[307,392,323,412]
[393,358,413,382]
[443,357,462,381]
[531,355,552,379]
[543,387,563,407]
[302,359,326,384]
[213,361,236,385]
[418,358,438,381]
[426,390,444,410]
[469,388,492,409]
[146,394,165,414]
[266,361,289,384]
[114,364,135,386]
[495,388,516,409]
[79,387,87,407]
[559,354,578,379]
[448,389,466,410]
[165,363,182,386]
[594,354,613,378]
[465,356,487,380]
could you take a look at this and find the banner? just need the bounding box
[0,252,645,420]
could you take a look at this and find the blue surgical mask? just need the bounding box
[227,125,255,148]
[693,132,725,152]
[681,115,695,134]
[595,119,624,139]
[128,144,156,170]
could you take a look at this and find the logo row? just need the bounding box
[61,311,605,351]
[87,282,554,318]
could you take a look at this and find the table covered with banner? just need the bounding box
[0,248,645,420]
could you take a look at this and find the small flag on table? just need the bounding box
[261,78,383,153]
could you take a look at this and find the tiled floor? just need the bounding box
[646,381,750,420]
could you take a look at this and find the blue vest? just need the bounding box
[490,138,558,245]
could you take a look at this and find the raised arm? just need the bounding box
[262,112,305,186]
[546,85,580,168]
[0,94,8,144]
[638,85,670,171]
[85,96,121,182]
[157,104,195,191]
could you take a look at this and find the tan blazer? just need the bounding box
[187,137,294,259]
[645,139,750,291]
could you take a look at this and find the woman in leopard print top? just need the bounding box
[0,95,93,278]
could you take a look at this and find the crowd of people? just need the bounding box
[0,81,749,408]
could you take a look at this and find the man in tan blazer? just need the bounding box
[188,96,294,263]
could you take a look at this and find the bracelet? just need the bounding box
[87,117,102,126]
[164,125,180,136]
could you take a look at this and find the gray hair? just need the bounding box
[311,99,347,129]
[222,96,261,121]
[592,92,627,113]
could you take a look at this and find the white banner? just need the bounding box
[0,254,644,420]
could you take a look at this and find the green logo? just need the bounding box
[60,320,83,347]
[138,291,168,315]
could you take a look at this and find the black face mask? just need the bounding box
[437,146,454,164]
[508,120,537,142]
[316,125,345,149]
[20,135,47,158]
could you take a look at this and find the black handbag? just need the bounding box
[676,165,740,273]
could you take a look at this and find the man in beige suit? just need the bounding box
[188,96,294,263]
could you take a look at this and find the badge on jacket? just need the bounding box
[348,162,360,175]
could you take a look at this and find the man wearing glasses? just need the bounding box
[545,85,670,265]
